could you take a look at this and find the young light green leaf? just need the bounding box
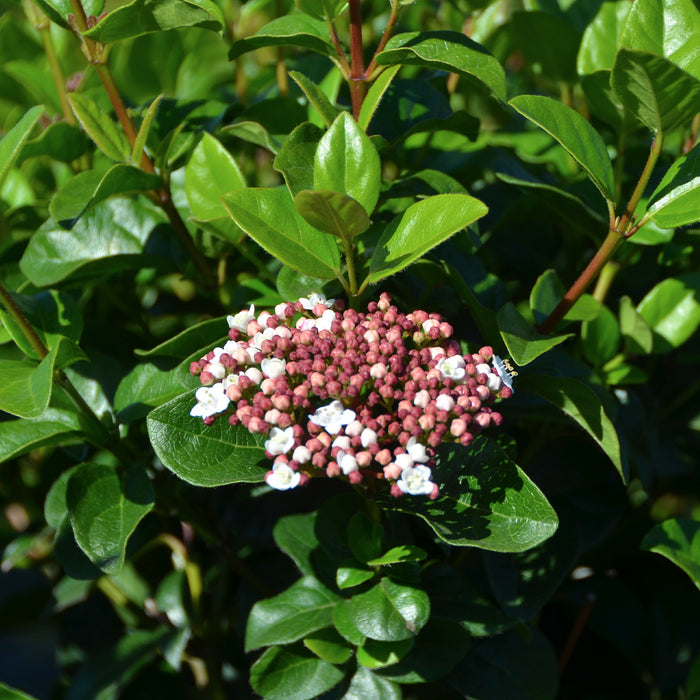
[30,0,103,30]
[49,165,162,229]
[358,65,401,133]
[289,71,340,127]
[222,187,342,279]
[185,132,246,221]
[147,391,266,486]
[274,122,324,197]
[611,49,700,133]
[131,94,163,166]
[366,545,428,567]
[619,295,653,354]
[68,93,131,162]
[646,145,700,228]
[641,518,700,590]
[66,463,154,574]
[220,121,283,154]
[294,189,370,240]
[314,112,381,216]
[0,105,43,191]
[498,302,573,365]
[228,15,335,60]
[368,194,488,284]
[509,95,616,205]
[375,31,506,101]
[84,0,224,43]
[337,565,375,590]
[357,638,414,669]
[296,0,347,21]
[637,273,700,353]
[577,0,631,75]
[519,375,625,481]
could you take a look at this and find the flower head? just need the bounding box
[396,465,435,496]
[309,400,356,435]
[266,460,301,490]
[227,304,256,332]
[190,384,230,418]
[265,426,295,455]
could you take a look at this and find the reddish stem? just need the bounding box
[348,0,366,120]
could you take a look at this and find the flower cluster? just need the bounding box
[190,292,514,498]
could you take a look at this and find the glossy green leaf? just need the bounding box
[276,265,329,303]
[295,0,347,21]
[358,65,401,133]
[509,95,615,204]
[45,466,80,529]
[19,197,173,286]
[303,628,352,664]
[0,105,43,192]
[314,112,381,216]
[274,122,324,197]
[619,295,653,354]
[17,122,89,165]
[131,93,163,166]
[185,132,246,221]
[250,644,344,700]
[637,273,700,353]
[66,463,154,574]
[366,545,427,567]
[344,666,402,700]
[520,375,625,480]
[337,564,375,590]
[646,146,700,228]
[84,0,224,43]
[222,187,341,279]
[67,93,131,162]
[375,31,506,101]
[221,121,283,153]
[246,576,339,651]
[498,302,573,365]
[147,390,266,486]
[381,438,559,551]
[31,0,103,29]
[294,189,370,240]
[642,519,700,590]
[273,512,319,578]
[0,683,40,700]
[50,165,162,229]
[577,0,630,75]
[368,194,488,284]
[611,49,700,133]
[581,305,621,366]
[289,71,340,127]
[345,578,430,641]
[229,15,335,60]
[357,638,414,669]
[332,599,365,645]
[530,270,565,326]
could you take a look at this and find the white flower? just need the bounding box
[206,360,227,380]
[245,367,263,384]
[436,355,466,382]
[264,426,295,455]
[190,384,230,418]
[309,400,356,435]
[227,304,255,332]
[395,453,414,470]
[475,362,503,393]
[492,355,515,393]
[223,373,240,389]
[406,437,429,463]
[360,428,378,448]
[332,435,352,451]
[299,292,335,311]
[422,319,440,334]
[261,357,286,379]
[315,309,336,332]
[266,460,301,490]
[292,445,312,464]
[223,340,240,354]
[435,394,455,412]
[337,450,359,475]
[396,465,435,496]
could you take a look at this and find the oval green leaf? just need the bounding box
[294,189,370,240]
[646,145,700,228]
[68,93,131,162]
[641,518,700,590]
[0,105,43,191]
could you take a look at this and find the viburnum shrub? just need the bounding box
[1,0,700,696]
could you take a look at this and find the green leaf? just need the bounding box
[637,273,700,353]
[348,512,384,563]
[619,295,653,354]
[229,15,335,60]
[314,112,381,216]
[375,31,506,101]
[221,121,283,154]
[18,122,89,165]
[344,666,402,700]
[84,0,224,43]
[303,628,352,664]
[345,578,430,641]
[498,302,573,365]
[250,644,344,700]
[357,638,414,669]
[222,187,342,279]
[67,93,131,162]
[289,71,340,128]
[19,197,172,286]
[66,463,154,575]
[131,93,163,166]
[273,512,319,578]
[294,189,370,240]
[0,683,40,700]
[274,122,324,197]
[642,519,700,590]
[135,316,227,359]
[577,0,631,75]
[646,145,700,228]
[246,577,339,649]
[276,266,330,303]
[380,438,559,551]
[31,0,103,29]
[45,466,80,529]
[611,49,700,133]
[509,95,615,205]
[520,375,625,481]
[50,165,162,229]
[581,305,620,366]
[358,65,401,134]
[332,599,365,645]
[0,105,43,192]
[295,0,347,21]
[368,194,488,284]
[530,270,565,326]
[147,391,266,486]
[337,564,375,590]
[185,132,246,221]
[366,545,427,567]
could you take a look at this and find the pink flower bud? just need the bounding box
[293,445,312,464]
[356,451,372,467]
[450,419,468,437]
[419,413,435,431]
[375,449,392,466]
[226,385,242,401]
[384,463,403,480]
[326,461,341,478]
[348,471,363,484]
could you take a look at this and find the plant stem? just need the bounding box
[618,134,663,234]
[0,282,48,359]
[365,0,400,80]
[348,0,366,120]
[592,260,620,303]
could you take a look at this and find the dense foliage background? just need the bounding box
[1,0,699,697]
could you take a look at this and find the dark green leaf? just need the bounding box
[0,105,43,191]
[50,165,162,229]
[357,638,414,669]
[358,65,401,133]
[135,316,227,359]
[376,31,505,101]
[273,512,319,578]
[302,628,352,665]
[294,189,370,240]
[619,295,653,354]
[131,93,162,167]
[222,187,342,279]
[344,666,402,699]
[647,145,700,228]
[68,93,131,162]
[147,390,266,486]
[581,305,620,366]
[66,463,154,574]
[337,564,375,590]
[509,95,615,205]
[18,122,88,165]
[332,599,365,645]
[84,0,224,43]
[276,265,330,302]
[380,438,559,551]
[366,545,427,567]
[274,122,324,197]
[368,194,488,284]
[348,512,384,563]
[221,121,283,153]
[295,0,347,21]
[289,71,340,127]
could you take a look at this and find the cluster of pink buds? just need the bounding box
[189,292,515,499]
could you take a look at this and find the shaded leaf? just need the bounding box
[68,93,130,162]
[294,189,370,240]
[289,71,340,127]
[358,65,401,134]
[642,518,700,590]
[274,122,324,197]
[0,105,43,191]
